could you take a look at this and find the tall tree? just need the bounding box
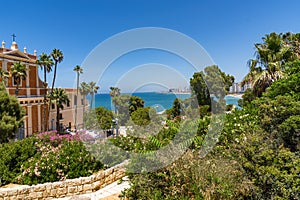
[109,87,120,114]
[73,65,83,130]
[129,96,144,114]
[80,82,90,115]
[190,71,211,108]
[48,88,70,133]
[36,53,54,131]
[88,81,99,109]
[50,49,64,94]
[95,106,114,130]
[242,32,296,97]
[203,65,234,98]
[10,61,27,96]
[0,82,24,143]
[80,82,91,129]
[112,94,131,125]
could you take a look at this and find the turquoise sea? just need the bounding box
[93,92,241,111]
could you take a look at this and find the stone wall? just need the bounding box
[0,161,127,200]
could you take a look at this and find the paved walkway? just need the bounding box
[53,177,130,200]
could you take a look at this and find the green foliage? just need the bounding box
[83,110,100,130]
[129,96,145,114]
[278,115,300,151]
[113,94,131,125]
[87,140,128,168]
[19,140,102,185]
[166,98,182,119]
[0,137,37,186]
[111,120,179,153]
[48,88,70,133]
[112,95,146,125]
[204,65,234,97]
[242,32,296,97]
[130,107,151,126]
[95,106,114,130]
[10,61,27,96]
[266,59,300,100]
[121,151,251,200]
[238,88,256,107]
[190,71,211,107]
[190,65,233,111]
[0,83,24,143]
[226,104,234,111]
[0,131,103,186]
[242,142,300,199]
[109,87,121,113]
[119,32,300,200]
[255,95,300,133]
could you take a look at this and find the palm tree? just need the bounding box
[50,49,64,94]
[10,62,27,96]
[109,87,120,114]
[48,88,70,133]
[0,68,10,86]
[88,81,99,109]
[36,53,54,131]
[73,65,83,130]
[80,81,91,128]
[242,32,296,96]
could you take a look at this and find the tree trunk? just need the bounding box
[15,82,19,96]
[82,95,86,129]
[43,67,47,132]
[48,62,57,129]
[56,106,60,133]
[75,73,79,130]
[51,62,57,94]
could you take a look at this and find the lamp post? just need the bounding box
[112,118,119,137]
[115,118,119,137]
[51,119,54,130]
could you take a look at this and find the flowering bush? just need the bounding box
[0,130,103,186]
[14,131,103,185]
[18,139,103,185]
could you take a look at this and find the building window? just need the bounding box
[81,98,84,105]
[74,95,77,106]
[67,101,70,107]
[59,113,63,120]
[12,77,22,87]
[52,104,55,109]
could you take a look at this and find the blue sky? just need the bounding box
[1,0,300,93]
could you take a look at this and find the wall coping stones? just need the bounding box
[0,160,128,200]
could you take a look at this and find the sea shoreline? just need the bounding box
[226,93,243,98]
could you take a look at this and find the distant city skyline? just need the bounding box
[1,0,300,92]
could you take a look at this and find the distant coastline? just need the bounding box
[155,91,191,95]
[227,93,243,99]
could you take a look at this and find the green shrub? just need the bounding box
[278,115,300,151]
[121,151,251,200]
[0,131,104,186]
[0,137,37,186]
[17,132,103,185]
[130,107,151,126]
